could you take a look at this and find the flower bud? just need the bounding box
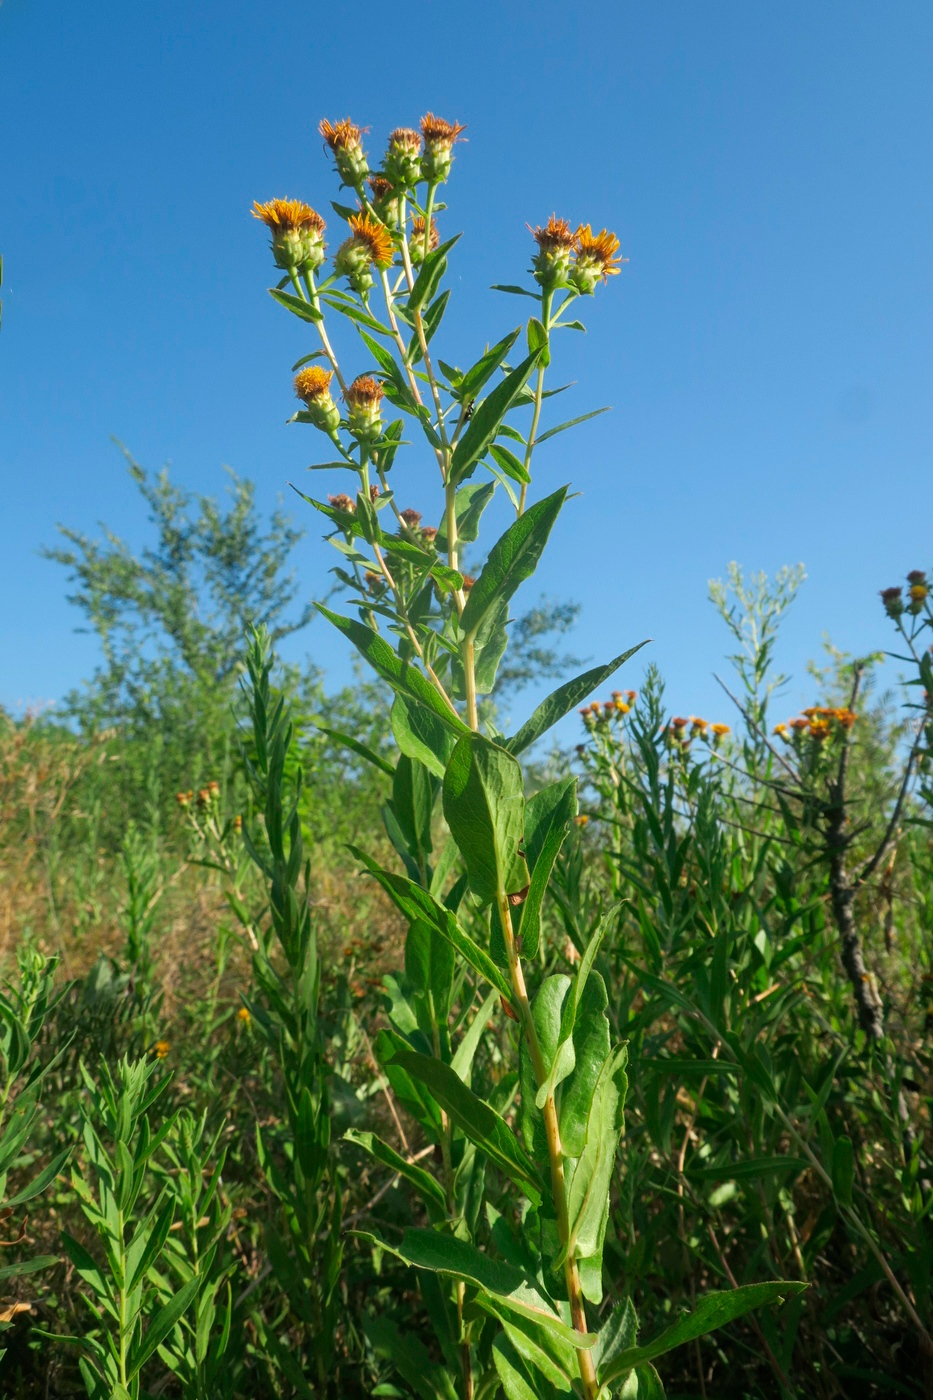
[294,366,340,435]
[570,224,624,295]
[328,493,356,514]
[880,586,904,618]
[335,212,394,295]
[344,375,385,444]
[530,215,575,289]
[410,215,440,264]
[400,507,422,528]
[384,128,423,189]
[419,113,466,183]
[251,199,326,272]
[320,118,370,188]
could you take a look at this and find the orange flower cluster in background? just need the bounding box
[668,716,730,746]
[774,706,857,742]
[579,690,637,723]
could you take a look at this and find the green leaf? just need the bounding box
[524,778,578,874]
[4,1147,70,1208]
[451,350,544,485]
[345,1130,447,1215]
[618,1363,666,1399]
[516,781,576,960]
[358,329,419,414]
[268,287,322,323]
[127,1196,175,1292]
[687,1156,809,1181]
[519,976,572,1158]
[831,1136,855,1206]
[315,724,395,778]
[391,693,457,780]
[598,1283,808,1385]
[406,919,456,1024]
[408,236,461,311]
[563,1046,628,1264]
[442,734,528,906]
[536,407,610,444]
[560,974,611,1159]
[488,443,531,486]
[535,909,615,1110]
[491,284,540,299]
[316,605,469,739]
[349,847,514,1002]
[450,988,499,1085]
[356,1228,595,1348]
[593,1297,638,1375]
[128,1274,202,1378]
[526,317,551,367]
[435,481,496,552]
[460,487,567,640]
[385,1049,543,1202]
[506,644,649,755]
[0,1253,59,1282]
[459,327,523,402]
[365,1315,459,1400]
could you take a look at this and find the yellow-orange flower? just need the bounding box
[572,224,625,294]
[251,199,326,271]
[294,366,333,402]
[237,1006,251,1024]
[410,215,440,263]
[710,723,730,737]
[420,112,467,146]
[320,117,366,151]
[530,214,575,286]
[344,375,385,442]
[153,1040,170,1060]
[347,212,394,268]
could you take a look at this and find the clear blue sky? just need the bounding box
[2,0,932,732]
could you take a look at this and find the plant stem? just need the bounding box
[497,892,599,1400]
[518,290,553,516]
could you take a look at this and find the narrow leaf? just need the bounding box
[460,487,567,639]
[506,644,649,755]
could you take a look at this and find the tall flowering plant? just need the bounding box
[252,114,801,1400]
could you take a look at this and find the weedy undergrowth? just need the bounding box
[252,110,804,1399]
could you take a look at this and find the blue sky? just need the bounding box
[2,0,932,733]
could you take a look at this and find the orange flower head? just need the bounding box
[344,375,385,442]
[530,214,576,287]
[410,215,440,264]
[385,127,423,188]
[320,118,369,186]
[834,708,857,729]
[364,570,383,593]
[335,212,394,293]
[420,113,466,181]
[251,198,326,271]
[294,367,339,435]
[671,716,689,730]
[773,722,789,739]
[153,1040,170,1060]
[808,717,830,739]
[571,224,625,294]
[237,1006,251,1024]
[710,723,731,740]
[790,717,809,731]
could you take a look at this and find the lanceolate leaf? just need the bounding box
[435,481,497,551]
[391,694,457,779]
[314,724,396,778]
[356,1228,596,1348]
[506,644,649,756]
[442,734,528,906]
[598,1283,808,1386]
[516,781,577,960]
[459,327,523,401]
[316,605,469,740]
[344,1130,447,1214]
[349,846,514,1002]
[268,287,323,323]
[451,350,544,484]
[385,1048,543,1202]
[460,488,568,640]
[535,407,610,444]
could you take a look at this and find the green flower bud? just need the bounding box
[419,113,466,184]
[320,118,370,189]
[344,375,385,444]
[530,215,575,289]
[384,128,423,189]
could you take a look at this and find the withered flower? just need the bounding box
[410,215,440,263]
[880,585,904,618]
[571,224,625,294]
[294,366,340,435]
[400,508,423,528]
[328,493,357,514]
[344,375,385,443]
[530,214,575,288]
[251,198,326,272]
[420,112,466,182]
[385,127,423,188]
[320,117,369,187]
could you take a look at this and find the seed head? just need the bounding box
[328,492,356,514]
[385,127,423,188]
[420,112,466,182]
[571,224,625,295]
[320,117,370,187]
[252,198,326,272]
[880,585,904,618]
